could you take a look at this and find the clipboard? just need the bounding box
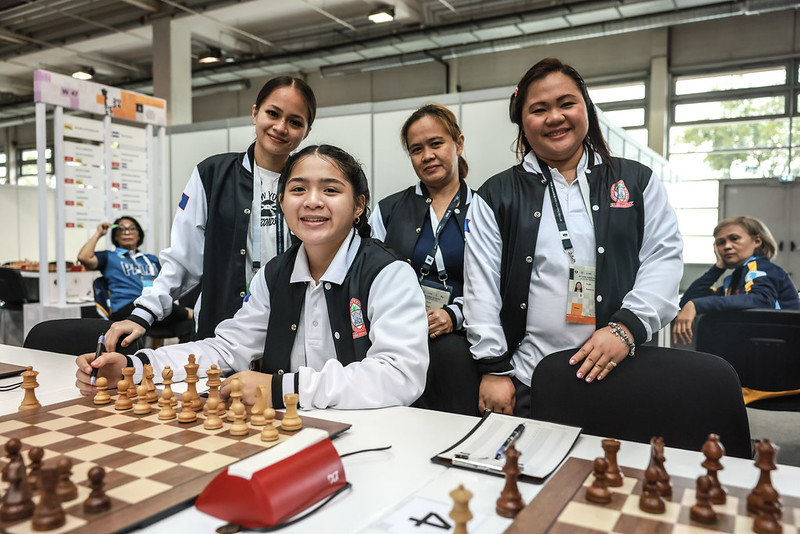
[0,362,26,379]
[431,411,581,484]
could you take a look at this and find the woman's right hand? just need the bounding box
[96,222,111,236]
[104,320,146,352]
[75,351,127,395]
[478,374,516,415]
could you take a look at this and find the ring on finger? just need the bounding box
[608,360,617,369]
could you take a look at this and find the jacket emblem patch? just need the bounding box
[610,180,634,208]
[350,298,367,339]
[178,193,190,210]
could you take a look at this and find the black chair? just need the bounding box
[23,318,142,356]
[529,346,752,458]
[696,309,800,411]
[1,267,37,345]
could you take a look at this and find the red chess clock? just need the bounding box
[195,428,346,529]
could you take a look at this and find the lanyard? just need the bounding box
[419,183,462,285]
[121,250,156,280]
[250,147,285,270]
[536,156,576,264]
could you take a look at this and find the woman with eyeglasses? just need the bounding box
[77,216,191,324]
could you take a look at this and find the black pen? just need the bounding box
[89,334,104,386]
[494,423,526,460]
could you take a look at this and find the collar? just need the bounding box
[242,142,256,173]
[114,247,141,258]
[414,179,473,204]
[522,150,593,182]
[290,229,360,285]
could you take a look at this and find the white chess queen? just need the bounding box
[76,145,429,411]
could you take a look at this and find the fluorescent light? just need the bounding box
[369,5,394,23]
[72,67,95,80]
[199,48,222,64]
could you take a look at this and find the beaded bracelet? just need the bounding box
[608,322,635,357]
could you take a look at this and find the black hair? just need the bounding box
[111,216,144,248]
[401,104,468,180]
[278,144,371,238]
[509,57,612,168]
[254,76,317,129]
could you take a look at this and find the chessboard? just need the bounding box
[0,394,351,534]
[506,457,800,534]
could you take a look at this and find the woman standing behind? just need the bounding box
[463,58,682,416]
[104,77,316,351]
[370,104,480,415]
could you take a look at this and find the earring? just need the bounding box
[354,216,361,225]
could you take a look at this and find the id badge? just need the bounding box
[142,279,154,288]
[566,264,596,325]
[420,279,452,312]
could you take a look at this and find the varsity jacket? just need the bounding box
[131,232,429,410]
[370,179,472,329]
[681,256,800,313]
[132,143,288,340]
[464,155,682,375]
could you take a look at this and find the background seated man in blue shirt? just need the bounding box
[673,215,800,345]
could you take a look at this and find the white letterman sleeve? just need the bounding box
[618,172,683,340]
[133,266,271,382]
[462,195,509,364]
[368,204,387,241]
[297,261,429,409]
[132,166,207,324]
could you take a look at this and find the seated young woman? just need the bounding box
[673,215,800,345]
[75,145,429,410]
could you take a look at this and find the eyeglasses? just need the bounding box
[117,226,138,233]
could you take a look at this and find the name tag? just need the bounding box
[420,280,452,312]
[566,264,596,325]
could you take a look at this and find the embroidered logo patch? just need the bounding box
[178,193,190,210]
[464,218,471,233]
[350,298,367,339]
[610,180,634,208]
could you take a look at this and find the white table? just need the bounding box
[2,343,799,533]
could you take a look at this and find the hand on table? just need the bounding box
[75,351,127,395]
[220,371,272,406]
[478,374,515,414]
[104,320,146,352]
[428,309,454,339]
[569,325,631,383]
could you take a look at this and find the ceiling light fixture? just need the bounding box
[368,5,394,23]
[199,47,222,64]
[71,67,95,80]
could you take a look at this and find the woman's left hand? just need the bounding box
[569,325,632,382]
[220,371,272,405]
[428,309,454,338]
[672,301,696,345]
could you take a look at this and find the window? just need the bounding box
[18,148,53,187]
[668,61,800,263]
[590,80,648,147]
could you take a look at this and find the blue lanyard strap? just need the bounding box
[419,182,463,284]
[536,156,575,264]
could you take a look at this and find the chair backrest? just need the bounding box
[23,318,142,355]
[696,309,800,392]
[0,267,29,308]
[529,346,752,458]
[92,277,111,319]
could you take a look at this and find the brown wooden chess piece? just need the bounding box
[178,392,198,423]
[280,393,302,431]
[93,376,112,405]
[83,466,112,514]
[639,461,666,513]
[701,433,726,505]
[28,446,43,490]
[229,401,249,436]
[158,385,177,420]
[19,365,41,411]
[2,437,23,482]
[690,474,717,524]
[748,439,782,519]
[227,377,247,424]
[586,457,613,504]
[601,438,624,487]
[496,443,525,518]
[32,466,66,530]
[55,457,78,502]
[143,364,158,403]
[0,460,34,522]
[449,484,473,534]
[114,379,132,410]
[121,366,136,400]
[260,405,279,442]
[159,366,177,411]
[185,354,202,412]
[651,436,672,498]
[133,384,152,415]
[753,483,782,534]
[250,384,268,426]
